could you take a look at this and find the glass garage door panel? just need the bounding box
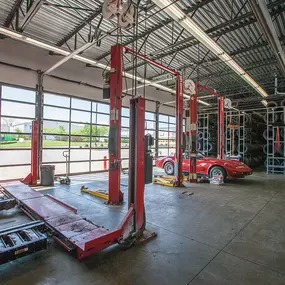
[70,162,89,173]
[2,101,35,118]
[42,149,68,163]
[70,149,90,161]
[0,165,30,180]
[91,149,108,160]
[2,86,35,103]
[0,150,31,165]
[52,163,68,175]
[91,161,106,172]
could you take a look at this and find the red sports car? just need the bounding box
[155,153,253,180]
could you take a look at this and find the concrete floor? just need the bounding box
[1,171,285,285]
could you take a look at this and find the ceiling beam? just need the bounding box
[95,0,214,61]
[56,6,102,47]
[249,0,285,76]
[18,0,44,32]
[4,0,24,27]
[123,0,284,73]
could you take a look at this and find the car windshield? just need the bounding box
[183,152,205,159]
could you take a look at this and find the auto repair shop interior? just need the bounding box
[0,0,285,284]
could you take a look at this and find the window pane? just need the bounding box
[2,101,35,118]
[44,106,69,121]
[71,110,90,123]
[97,114,109,125]
[169,116,175,124]
[146,112,155,120]
[122,108,129,117]
[70,162,89,173]
[42,149,68,163]
[1,117,33,133]
[2,86,35,103]
[44,93,70,107]
[122,117,129,128]
[72,98,91,111]
[91,149,108,160]
[43,120,69,134]
[1,149,31,165]
[159,139,168,147]
[121,128,129,138]
[159,131,169,138]
[43,136,69,148]
[121,138,129,149]
[169,132,176,139]
[91,113,96,124]
[159,122,168,131]
[146,120,155,130]
[92,102,97,112]
[70,149,90,161]
[169,123,176,132]
[98,103,110,114]
[0,165,30,180]
[92,137,108,148]
[71,123,90,135]
[70,136,90,147]
[159,114,168,122]
[93,126,109,137]
[0,134,31,148]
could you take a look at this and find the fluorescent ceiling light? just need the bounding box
[152,0,269,98]
[261,100,268,106]
[0,27,210,106]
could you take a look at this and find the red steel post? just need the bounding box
[175,76,184,185]
[103,156,107,170]
[31,120,39,185]
[189,83,198,183]
[218,96,225,159]
[129,97,146,230]
[108,44,123,204]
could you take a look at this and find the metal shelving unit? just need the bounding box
[225,111,245,161]
[266,107,285,174]
[197,114,209,156]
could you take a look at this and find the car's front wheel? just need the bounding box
[164,161,174,175]
[209,166,227,180]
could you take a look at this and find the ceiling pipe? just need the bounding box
[249,0,285,77]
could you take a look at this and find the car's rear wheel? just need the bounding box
[164,162,174,175]
[209,166,226,180]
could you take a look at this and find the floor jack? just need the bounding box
[153,175,185,187]
[58,151,71,185]
[80,187,109,200]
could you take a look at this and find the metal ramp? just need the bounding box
[2,183,118,260]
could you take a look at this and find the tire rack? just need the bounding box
[266,107,285,174]
[225,110,246,162]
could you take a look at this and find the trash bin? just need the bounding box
[40,165,55,186]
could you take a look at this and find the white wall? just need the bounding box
[0,38,175,114]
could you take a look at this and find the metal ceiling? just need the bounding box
[0,0,285,108]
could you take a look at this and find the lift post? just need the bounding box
[108,44,124,204]
[128,97,146,233]
[218,96,225,159]
[22,120,39,185]
[189,83,198,182]
[175,75,184,185]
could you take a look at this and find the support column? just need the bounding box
[128,97,146,231]
[189,83,198,183]
[218,96,225,159]
[155,101,160,158]
[36,71,44,170]
[175,76,184,185]
[108,44,123,204]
